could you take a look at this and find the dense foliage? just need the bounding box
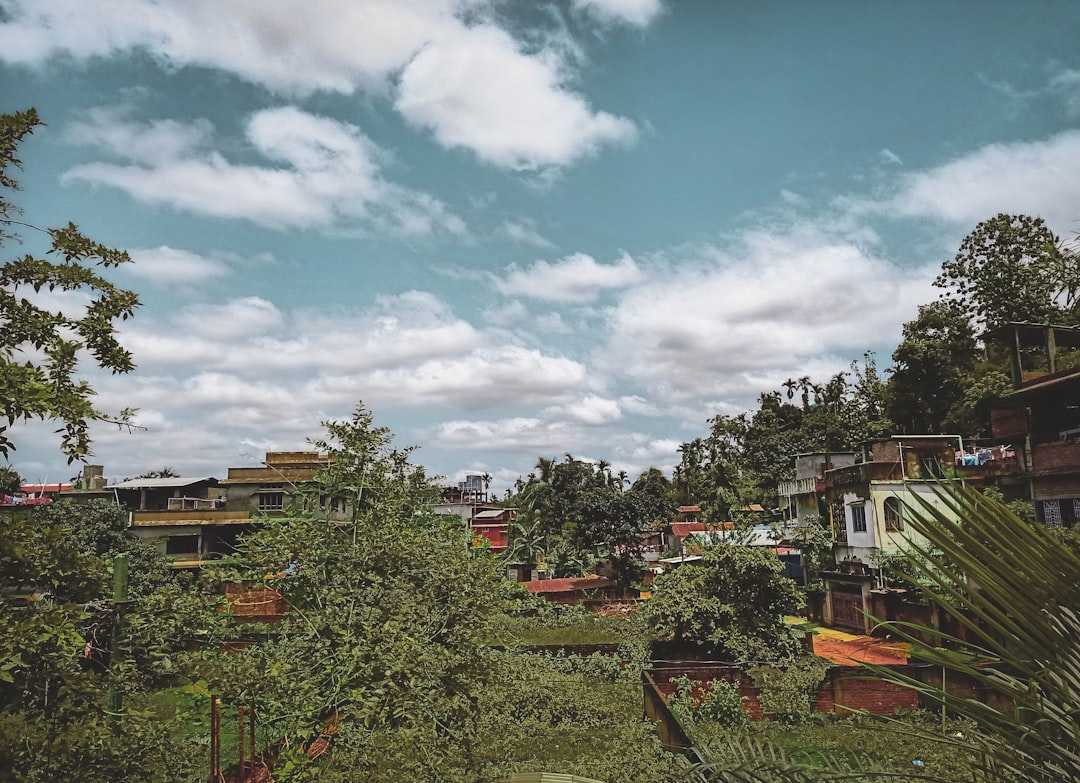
[642,545,804,662]
[1,109,140,461]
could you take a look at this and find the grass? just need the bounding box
[147,681,272,774]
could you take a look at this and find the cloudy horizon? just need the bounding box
[4,1,1080,494]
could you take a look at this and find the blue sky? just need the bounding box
[4,0,1080,494]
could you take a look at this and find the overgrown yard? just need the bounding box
[691,713,987,782]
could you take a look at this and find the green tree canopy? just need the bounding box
[1,108,140,462]
[642,545,804,662]
[934,213,1079,330]
[200,405,504,779]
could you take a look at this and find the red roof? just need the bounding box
[523,575,615,594]
[671,521,733,537]
[21,484,71,494]
[678,505,701,513]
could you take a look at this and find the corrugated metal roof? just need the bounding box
[110,476,217,489]
[473,509,511,520]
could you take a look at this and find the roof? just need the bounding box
[110,476,217,489]
[522,575,614,594]
[981,321,1080,348]
[472,508,512,520]
[20,484,71,493]
[739,503,766,512]
[657,554,704,565]
[677,505,701,513]
[671,521,734,537]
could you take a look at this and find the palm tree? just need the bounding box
[869,481,1080,782]
[505,518,547,567]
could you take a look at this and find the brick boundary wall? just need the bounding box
[650,662,920,719]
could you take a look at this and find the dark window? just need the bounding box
[165,535,199,555]
[883,497,904,532]
[851,503,867,533]
[258,484,285,511]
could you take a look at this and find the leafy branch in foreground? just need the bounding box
[869,481,1080,782]
[1,108,140,461]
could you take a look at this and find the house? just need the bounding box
[469,507,516,552]
[817,435,1015,633]
[986,322,1080,527]
[127,451,346,568]
[777,452,857,526]
[522,574,620,606]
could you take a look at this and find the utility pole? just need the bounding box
[106,553,129,729]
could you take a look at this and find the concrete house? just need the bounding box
[986,322,1080,527]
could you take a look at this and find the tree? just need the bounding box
[887,300,978,434]
[35,498,174,598]
[0,511,199,781]
[578,485,673,587]
[0,464,20,494]
[1,108,140,462]
[934,213,1079,330]
[200,405,504,779]
[641,545,804,662]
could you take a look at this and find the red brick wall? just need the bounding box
[650,664,918,719]
[1031,441,1080,477]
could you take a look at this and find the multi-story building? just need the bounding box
[125,451,344,568]
[986,322,1080,528]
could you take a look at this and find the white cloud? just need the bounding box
[433,416,587,453]
[395,24,637,170]
[545,394,623,425]
[176,297,284,340]
[126,246,234,285]
[571,0,664,27]
[62,107,466,236]
[496,218,555,248]
[599,227,933,407]
[884,130,1080,234]
[2,1,637,171]
[0,0,467,94]
[492,252,643,302]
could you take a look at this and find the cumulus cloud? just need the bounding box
[545,394,623,425]
[112,290,585,415]
[492,252,643,302]
[571,0,665,27]
[126,246,236,285]
[62,106,465,236]
[598,227,933,407]
[882,130,1080,234]
[396,24,637,170]
[433,416,588,453]
[1,0,637,171]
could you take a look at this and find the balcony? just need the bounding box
[777,477,817,497]
[131,509,252,528]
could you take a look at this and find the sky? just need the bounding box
[4,0,1080,495]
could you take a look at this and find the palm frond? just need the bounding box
[872,480,1080,782]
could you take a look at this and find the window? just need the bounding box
[165,535,199,555]
[883,497,904,532]
[258,483,284,511]
[831,501,848,544]
[850,503,867,533]
[1042,499,1062,528]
